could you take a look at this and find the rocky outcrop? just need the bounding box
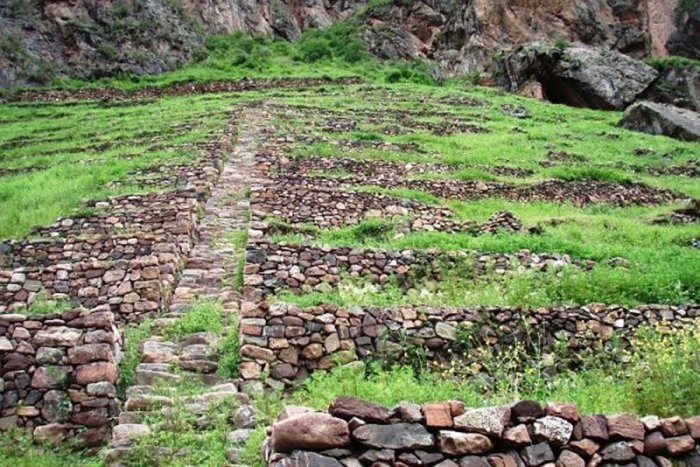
[618,101,700,141]
[644,66,700,111]
[363,0,697,78]
[496,42,659,109]
[0,0,361,88]
[1,0,699,88]
[263,398,700,466]
[666,2,700,59]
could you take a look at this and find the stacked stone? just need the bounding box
[373,178,680,208]
[242,242,588,299]
[263,397,700,466]
[9,76,363,103]
[0,305,120,446]
[238,302,699,386]
[258,172,680,208]
[478,211,523,235]
[0,114,240,320]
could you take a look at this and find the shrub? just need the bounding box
[297,37,333,62]
[628,323,700,416]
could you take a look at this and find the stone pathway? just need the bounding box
[105,105,268,465]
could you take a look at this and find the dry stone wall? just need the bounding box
[243,241,594,300]
[0,306,121,446]
[263,397,700,467]
[0,114,239,322]
[238,302,699,385]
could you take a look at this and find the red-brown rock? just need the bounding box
[423,403,453,428]
[437,431,492,456]
[578,415,609,440]
[659,416,688,437]
[271,413,349,453]
[556,450,584,467]
[607,414,645,440]
[545,402,579,422]
[665,435,695,456]
[74,362,118,385]
[329,397,392,423]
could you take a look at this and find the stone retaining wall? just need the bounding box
[0,305,121,447]
[242,242,595,300]
[264,397,700,466]
[0,114,239,321]
[238,302,699,385]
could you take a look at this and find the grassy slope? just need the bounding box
[1,9,699,466]
[267,84,700,306]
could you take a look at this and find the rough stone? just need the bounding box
[330,397,392,424]
[271,413,350,453]
[438,431,493,456]
[619,102,700,142]
[532,416,573,446]
[352,423,434,450]
[454,406,510,436]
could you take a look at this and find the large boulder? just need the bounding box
[643,65,700,111]
[497,42,659,109]
[618,101,700,141]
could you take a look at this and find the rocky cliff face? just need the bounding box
[365,0,698,78]
[0,0,697,88]
[0,0,361,88]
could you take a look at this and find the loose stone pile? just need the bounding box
[0,306,120,446]
[238,302,698,385]
[263,397,700,466]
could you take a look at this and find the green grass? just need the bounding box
[218,315,241,378]
[0,95,236,238]
[118,320,156,398]
[164,300,224,338]
[0,430,101,467]
[124,397,239,467]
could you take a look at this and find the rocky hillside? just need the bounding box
[0,0,360,87]
[1,0,698,88]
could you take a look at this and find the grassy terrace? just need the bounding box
[0,94,237,238]
[258,86,700,307]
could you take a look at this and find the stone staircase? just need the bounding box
[105,105,268,465]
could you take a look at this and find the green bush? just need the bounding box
[297,37,333,62]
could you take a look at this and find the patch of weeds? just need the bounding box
[125,396,238,467]
[629,323,700,416]
[228,229,248,249]
[164,300,224,338]
[119,320,156,398]
[0,429,101,467]
[218,316,240,378]
[647,55,700,72]
[25,292,72,315]
[346,218,395,243]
